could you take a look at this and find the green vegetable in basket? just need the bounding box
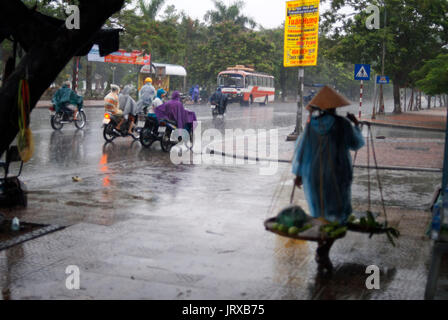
[366,211,376,226]
[272,223,279,230]
[288,226,299,235]
[276,206,309,228]
[360,217,367,226]
[298,224,312,233]
[329,226,348,238]
[278,224,288,233]
[320,222,347,238]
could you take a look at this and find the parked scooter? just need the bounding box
[49,104,86,130]
[102,112,141,142]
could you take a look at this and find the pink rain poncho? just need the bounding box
[154,91,197,129]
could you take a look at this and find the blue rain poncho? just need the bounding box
[51,85,83,112]
[292,113,365,224]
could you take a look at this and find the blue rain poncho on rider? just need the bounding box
[52,82,83,112]
[292,86,365,224]
[209,87,228,113]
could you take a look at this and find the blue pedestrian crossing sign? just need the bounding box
[354,64,371,80]
[376,75,390,84]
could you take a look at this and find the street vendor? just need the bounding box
[292,86,365,224]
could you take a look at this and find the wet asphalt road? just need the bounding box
[0,101,445,300]
[21,101,442,225]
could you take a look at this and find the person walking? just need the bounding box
[292,86,365,225]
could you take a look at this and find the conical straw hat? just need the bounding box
[307,86,350,110]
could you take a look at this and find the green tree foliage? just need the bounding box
[204,0,257,29]
[413,53,448,95]
[138,0,166,20]
[321,0,448,112]
[12,0,442,105]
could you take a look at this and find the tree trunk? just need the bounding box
[418,91,422,110]
[393,82,401,113]
[404,87,407,112]
[378,84,385,114]
[71,58,77,91]
[0,0,125,157]
[427,96,431,109]
[85,59,92,97]
[408,88,414,111]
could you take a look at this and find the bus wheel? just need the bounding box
[260,96,268,106]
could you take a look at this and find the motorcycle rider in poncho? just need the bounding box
[52,81,83,120]
[137,77,156,114]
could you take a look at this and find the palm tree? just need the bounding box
[138,0,166,20]
[204,0,257,29]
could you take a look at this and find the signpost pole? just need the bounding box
[359,80,364,119]
[284,0,320,141]
[296,67,304,136]
[372,75,377,119]
[74,57,80,93]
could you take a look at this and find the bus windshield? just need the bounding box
[218,74,244,88]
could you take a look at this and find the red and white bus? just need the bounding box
[217,65,275,106]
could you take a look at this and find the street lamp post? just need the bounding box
[111,66,116,84]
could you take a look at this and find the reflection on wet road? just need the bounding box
[0,102,442,300]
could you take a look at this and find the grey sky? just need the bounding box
[158,0,334,29]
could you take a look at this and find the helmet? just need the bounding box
[144,77,153,83]
[110,84,120,93]
[157,88,167,99]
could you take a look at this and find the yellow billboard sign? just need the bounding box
[284,0,320,67]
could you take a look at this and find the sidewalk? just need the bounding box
[207,107,446,172]
[362,108,447,132]
[36,100,104,108]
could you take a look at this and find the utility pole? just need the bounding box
[111,66,116,84]
[287,7,306,142]
[378,3,387,114]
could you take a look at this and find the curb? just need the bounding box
[361,120,445,132]
[206,146,442,173]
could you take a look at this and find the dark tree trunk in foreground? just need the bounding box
[0,0,124,157]
[393,82,402,113]
[86,60,92,97]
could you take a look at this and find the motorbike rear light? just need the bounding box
[104,113,111,119]
[49,106,55,111]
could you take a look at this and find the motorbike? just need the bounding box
[210,103,225,118]
[139,114,194,152]
[102,112,141,143]
[49,104,86,130]
[304,91,317,105]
